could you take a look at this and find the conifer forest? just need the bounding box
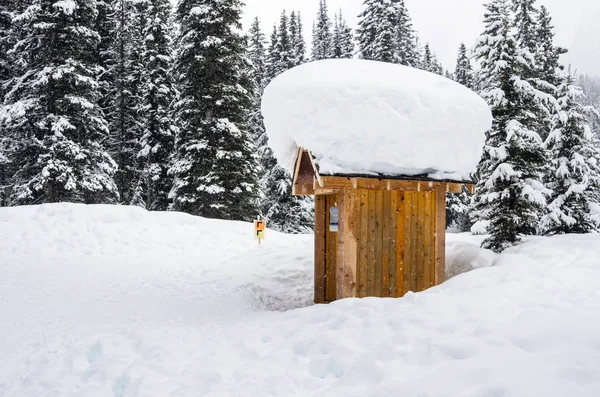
[1,0,599,251]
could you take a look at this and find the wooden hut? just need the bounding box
[292,148,474,303]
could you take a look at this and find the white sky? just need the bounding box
[242,0,600,76]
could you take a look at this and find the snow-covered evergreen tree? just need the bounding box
[471,0,551,252]
[311,0,332,61]
[265,25,281,82]
[289,11,307,66]
[276,11,294,72]
[0,0,118,205]
[579,74,600,139]
[395,0,419,67]
[133,0,176,211]
[248,18,267,93]
[420,43,443,75]
[542,73,600,234]
[454,43,473,88]
[0,4,12,100]
[0,2,14,205]
[512,0,538,65]
[357,0,418,65]
[331,10,354,59]
[535,6,566,88]
[170,0,258,221]
[102,0,145,204]
[95,0,117,120]
[247,16,313,232]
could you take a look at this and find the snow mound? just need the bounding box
[262,59,492,180]
[3,204,600,397]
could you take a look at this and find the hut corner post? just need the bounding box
[336,184,358,300]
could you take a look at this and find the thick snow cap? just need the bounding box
[261,59,492,181]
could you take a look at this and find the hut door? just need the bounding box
[324,195,338,302]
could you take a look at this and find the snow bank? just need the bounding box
[2,204,600,397]
[262,59,492,180]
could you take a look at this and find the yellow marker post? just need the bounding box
[254,219,265,244]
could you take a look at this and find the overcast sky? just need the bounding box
[242,0,600,76]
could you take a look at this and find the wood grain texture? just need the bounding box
[314,196,326,303]
[435,186,447,285]
[374,190,384,297]
[367,190,376,296]
[325,195,338,302]
[382,191,391,297]
[358,189,369,298]
[337,187,358,299]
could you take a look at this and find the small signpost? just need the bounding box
[254,218,265,244]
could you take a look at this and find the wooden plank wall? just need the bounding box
[354,189,438,298]
[324,195,338,302]
[315,186,445,302]
[314,196,326,303]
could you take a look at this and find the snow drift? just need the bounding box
[2,204,600,397]
[262,59,493,181]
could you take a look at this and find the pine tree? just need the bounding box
[512,0,538,64]
[579,74,600,139]
[396,0,419,67]
[0,2,14,206]
[248,17,267,94]
[357,0,418,65]
[134,0,176,211]
[331,10,354,59]
[311,0,332,61]
[420,43,443,75]
[104,0,145,205]
[454,43,473,88]
[265,25,282,82]
[471,0,551,252]
[170,0,258,221]
[0,0,118,204]
[95,0,117,121]
[289,11,306,66]
[542,73,600,234]
[0,4,12,100]
[276,11,294,71]
[535,6,566,87]
[247,16,313,232]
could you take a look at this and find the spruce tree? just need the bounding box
[357,0,418,65]
[0,4,12,100]
[290,12,307,66]
[535,6,566,87]
[331,10,354,59]
[356,0,377,61]
[134,0,176,211]
[311,0,332,61]
[447,42,476,230]
[0,2,13,205]
[0,0,118,204]
[396,0,419,67]
[247,16,313,232]
[420,43,443,75]
[512,0,538,63]
[104,0,145,205]
[170,0,258,221]
[454,43,473,88]
[265,25,281,82]
[471,0,550,252]
[542,73,600,234]
[276,11,293,71]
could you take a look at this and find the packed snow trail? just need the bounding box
[1,204,600,397]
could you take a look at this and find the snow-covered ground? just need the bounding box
[1,204,600,397]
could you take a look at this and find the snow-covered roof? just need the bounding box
[261,59,493,182]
